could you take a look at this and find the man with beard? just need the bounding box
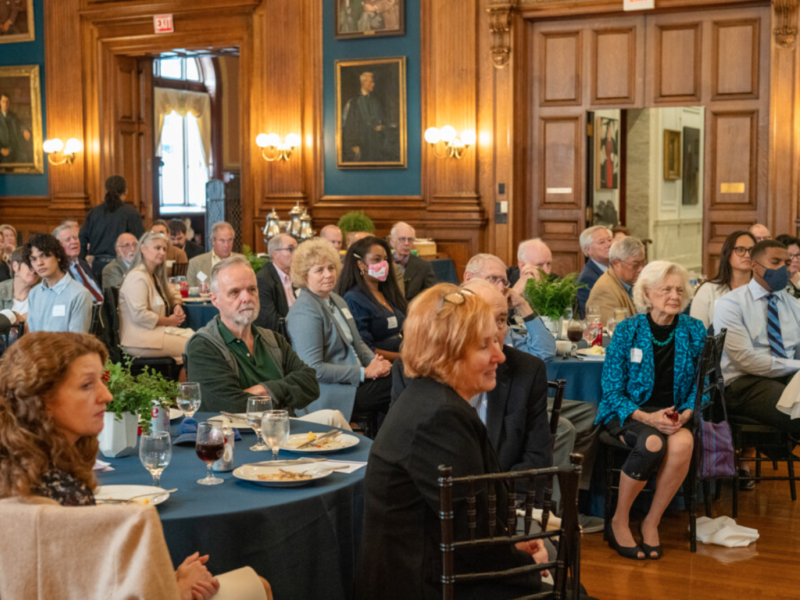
[101,232,137,289]
[185,255,350,428]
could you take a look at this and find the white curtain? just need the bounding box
[154,88,212,168]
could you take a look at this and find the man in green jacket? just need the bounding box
[186,255,350,428]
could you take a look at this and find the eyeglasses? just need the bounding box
[395,237,414,244]
[732,246,753,257]
[484,274,510,287]
[789,253,800,262]
[620,259,647,270]
[275,247,296,253]
[437,289,476,313]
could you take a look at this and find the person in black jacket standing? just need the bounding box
[255,233,298,337]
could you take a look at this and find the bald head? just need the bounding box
[390,221,416,260]
[750,224,772,242]
[116,233,138,263]
[517,238,552,275]
[320,225,343,250]
[351,232,371,243]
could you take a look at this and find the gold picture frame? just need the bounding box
[0,65,43,174]
[664,129,682,181]
[0,0,35,45]
[336,56,407,169]
[335,0,405,40]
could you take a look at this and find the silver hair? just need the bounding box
[359,71,374,85]
[52,224,76,240]
[209,255,252,294]
[633,260,693,313]
[579,226,611,254]
[210,221,234,240]
[609,236,645,264]
[390,221,415,240]
[464,253,507,277]
[517,238,547,263]
[129,231,173,311]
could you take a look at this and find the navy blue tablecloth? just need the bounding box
[430,258,459,284]
[183,301,219,331]
[545,357,605,404]
[98,414,370,600]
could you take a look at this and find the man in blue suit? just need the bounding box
[577,226,613,318]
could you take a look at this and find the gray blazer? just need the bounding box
[286,289,375,419]
[102,257,130,289]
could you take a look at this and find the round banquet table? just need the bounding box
[182,300,219,331]
[545,356,605,404]
[97,414,370,600]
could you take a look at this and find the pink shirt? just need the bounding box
[275,265,294,308]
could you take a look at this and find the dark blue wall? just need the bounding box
[323,0,420,196]
[0,0,47,197]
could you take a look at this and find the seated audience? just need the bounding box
[24,234,92,334]
[55,224,103,304]
[776,234,800,298]
[169,218,204,260]
[749,223,772,242]
[356,283,594,600]
[255,233,298,336]
[0,246,38,321]
[286,238,392,421]
[188,221,240,287]
[586,236,645,325]
[577,226,613,318]
[690,230,755,329]
[0,223,17,282]
[389,221,436,301]
[151,220,188,266]
[101,233,137,289]
[0,332,273,600]
[338,236,407,361]
[714,240,800,435]
[319,224,344,251]
[611,225,630,241]
[598,261,704,561]
[118,232,191,363]
[509,238,553,290]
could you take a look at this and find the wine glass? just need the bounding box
[140,431,171,487]
[262,410,290,462]
[586,304,600,322]
[176,382,202,421]
[614,307,629,322]
[606,317,617,337]
[195,422,225,485]
[247,395,273,451]
[566,318,584,359]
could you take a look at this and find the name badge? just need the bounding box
[154,295,165,306]
[52,305,66,317]
[631,348,643,363]
[387,316,398,329]
[341,307,354,321]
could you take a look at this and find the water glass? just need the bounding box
[586,304,600,321]
[247,395,273,451]
[176,382,202,420]
[262,410,290,461]
[606,317,617,337]
[139,431,172,487]
[613,307,629,322]
[196,422,225,485]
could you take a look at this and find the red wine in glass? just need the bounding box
[196,443,224,463]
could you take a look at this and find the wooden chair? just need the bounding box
[547,379,567,451]
[172,262,189,277]
[438,454,583,600]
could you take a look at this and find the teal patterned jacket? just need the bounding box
[596,313,708,426]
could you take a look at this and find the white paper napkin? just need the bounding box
[777,370,800,419]
[197,271,208,282]
[93,459,114,472]
[321,460,367,474]
[695,516,759,547]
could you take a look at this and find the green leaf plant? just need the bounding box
[523,272,586,321]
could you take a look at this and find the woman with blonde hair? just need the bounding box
[0,224,18,282]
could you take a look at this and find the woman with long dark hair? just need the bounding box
[336,235,408,361]
[79,175,145,282]
[690,230,755,329]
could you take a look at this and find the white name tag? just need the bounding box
[631,348,643,363]
[341,307,354,321]
[387,316,398,329]
[154,295,165,306]
[52,304,66,317]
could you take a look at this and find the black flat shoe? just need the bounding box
[639,524,663,560]
[607,524,645,561]
[739,470,755,491]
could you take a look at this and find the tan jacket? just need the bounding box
[166,243,188,264]
[119,265,182,349]
[585,267,636,325]
[187,251,242,287]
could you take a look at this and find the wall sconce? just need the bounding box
[43,138,82,165]
[424,126,476,159]
[255,133,300,162]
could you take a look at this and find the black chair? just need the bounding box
[89,303,103,336]
[1,321,25,355]
[350,408,380,440]
[438,454,583,600]
[547,379,567,452]
[601,329,730,552]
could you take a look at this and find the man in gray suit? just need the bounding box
[390,221,436,301]
[101,233,137,289]
[187,221,240,287]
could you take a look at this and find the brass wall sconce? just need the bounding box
[255,133,300,162]
[424,126,476,159]
[43,138,82,165]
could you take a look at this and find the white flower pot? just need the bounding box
[540,316,563,339]
[98,412,138,458]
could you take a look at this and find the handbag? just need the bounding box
[694,358,736,480]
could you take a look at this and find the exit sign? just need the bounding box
[624,0,655,10]
[154,14,174,34]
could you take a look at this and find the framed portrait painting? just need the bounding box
[0,0,35,44]
[0,65,43,174]
[595,116,619,190]
[336,57,406,169]
[664,129,682,181]
[682,127,701,205]
[336,0,404,39]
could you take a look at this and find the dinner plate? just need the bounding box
[95,485,170,506]
[182,297,211,303]
[233,464,332,487]
[210,413,252,430]
[280,432,360,454]
[577,348,605,361]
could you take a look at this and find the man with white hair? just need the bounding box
[186,255,350,429]
[586,236,645,324]
[255,233,298,337]
[101,233,137,288]
[510,238,553,293]
[54,224,103,303]
[319,225,343,251]
[390,221,436,301]
[750,223,772,242]
[577,226,614,318]
[187,221,240,287]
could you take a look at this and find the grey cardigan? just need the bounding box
[286,289,375,420]
[0,279,12,311]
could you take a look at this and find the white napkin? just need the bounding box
[93,459,114,472]
[320,460,367,474]
[197,271,208,282]
[777,370,800,419]
[695,516,759,547]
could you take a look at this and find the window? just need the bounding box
[154,57,203,81]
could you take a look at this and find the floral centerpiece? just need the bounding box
[523,272,585,335]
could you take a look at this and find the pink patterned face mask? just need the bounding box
[367,261,389,282]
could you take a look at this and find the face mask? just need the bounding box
[758,263,790,292]
[367,260,389,282]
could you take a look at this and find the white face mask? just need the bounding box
[367,261,389,282]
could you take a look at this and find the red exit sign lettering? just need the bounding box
[154,14,174,34]
[623,0,655,10]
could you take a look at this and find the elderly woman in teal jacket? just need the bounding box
[598,261,707,562]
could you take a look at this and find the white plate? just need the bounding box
[577,348,605,361]
[170,408,183,421]
[280,432,360,454]
[182,297,211,303]
[210,413,252,430]
[95,485,170,506]
[233,464,332,487]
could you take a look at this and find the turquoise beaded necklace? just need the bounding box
[651,330,675,347]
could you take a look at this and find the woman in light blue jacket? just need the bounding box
[598,261,706,562]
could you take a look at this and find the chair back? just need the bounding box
[438,454,583,600]
[1,321,25,355]
[691,328,728,419]
[547,379,566,451]
[99,286,122,363]
[89,303,103,336]
[172,262,189,277]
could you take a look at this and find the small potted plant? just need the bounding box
[523,272,585,337]
[98,356,180,458]
[242,244,268,273]
[337,211,375,247]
